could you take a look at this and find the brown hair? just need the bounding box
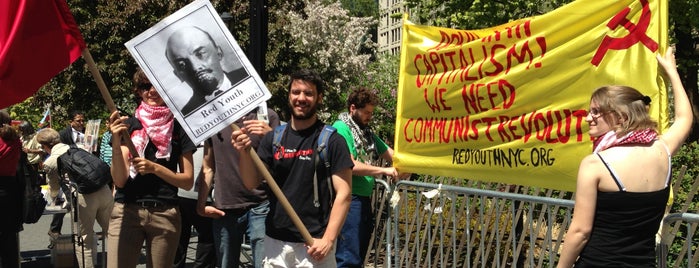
[131,68,151,99]
[590,85,657,137]
[347,87,379,110]
[36,128,61,147]
[0,109,19,141]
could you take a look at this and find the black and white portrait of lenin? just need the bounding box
[165,26,248,115]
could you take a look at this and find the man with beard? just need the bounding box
[332,88,408,267]
[232,69,353,267]
[166,26,248,115]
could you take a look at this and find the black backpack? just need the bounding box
[20,152,46,224]
[58,144,112,194]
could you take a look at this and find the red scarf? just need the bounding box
[592,129,658,153]
[131,101,174,160]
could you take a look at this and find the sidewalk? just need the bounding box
[19,211,252,267]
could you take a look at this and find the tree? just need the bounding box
[266,0,376,121]
[403,0,573,29]
[353,53,401,145]
[9,0,229,127]
[669,0,699,141]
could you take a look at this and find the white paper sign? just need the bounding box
[125,0,271,144]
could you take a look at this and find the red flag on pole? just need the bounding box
[0,0,86,108]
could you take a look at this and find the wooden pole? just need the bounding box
[81,49,139,157]
[231,124,314,245]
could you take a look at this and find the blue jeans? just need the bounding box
[336,195,373,268]
[213,200,268,268]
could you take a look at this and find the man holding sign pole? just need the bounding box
[232,69,353,267]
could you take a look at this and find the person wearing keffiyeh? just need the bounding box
[332,88,410,267]
[107,68,196,268]
[558,48,694,267]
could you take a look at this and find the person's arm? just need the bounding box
[351,148,413,181]
[557,155,600,267]
[657,48,693,155]
[350,156,398,177]
[197,141,225,218]
[307,167,352,261]
[109,111,130,188]
[231,127,262,190]
[130,150,194,189]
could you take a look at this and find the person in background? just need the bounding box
[174,143,216,268]
[197,107,280,268]
[557,49,693,267]
[332,88,409,267]
[48,110,87,245]
[59,110,86,145]
[19,121,44,171]
[0,109,23,268]
[36,128,113,268]
[99,120,112,166]
[232,69,353,267]
[108,68,196,267]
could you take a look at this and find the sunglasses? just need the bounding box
[137,83,153,91]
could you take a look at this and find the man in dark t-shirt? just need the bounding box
[232,69,353,267]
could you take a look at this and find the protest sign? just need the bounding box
[125,0,271,144]
[395,0,668,191]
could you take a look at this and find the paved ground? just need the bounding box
[19,208,252,267]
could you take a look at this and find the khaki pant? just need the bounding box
[75,185,113,268]
[107,202,180,268]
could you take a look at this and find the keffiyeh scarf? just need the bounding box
[339,112,378,165]
[592,128,658,153]
[130,101,174,177]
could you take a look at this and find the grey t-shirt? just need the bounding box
[208,109,280,210]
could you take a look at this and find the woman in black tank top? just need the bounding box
[557,49,693,267]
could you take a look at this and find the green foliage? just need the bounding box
[353,53,401,145]
[403,0,574,29]
[670,142,699,212]
[340,0,378,18]
[667,141,699,266]
[272,0,376,121]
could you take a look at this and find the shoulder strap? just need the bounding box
[314,125,336,208]
[657,140,672,187]
[316,125,336,167]
[273,124,287,147]
[272,124,287,155]
[57,145,73,171]
[595,153,626,192]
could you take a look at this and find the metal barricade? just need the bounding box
[386,180,574,268]
[363,179,392,267]
[658,212,699,268]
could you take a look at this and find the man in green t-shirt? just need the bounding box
[332,87,408,267]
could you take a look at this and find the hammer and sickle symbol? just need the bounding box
[591,0,658,66]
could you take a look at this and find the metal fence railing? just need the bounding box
[361,178,699,268]
[383,180,575,268]
[658,212,699,268]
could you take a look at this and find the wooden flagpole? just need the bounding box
[231,124,314,246]
[81,49,139,157]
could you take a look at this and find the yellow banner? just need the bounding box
[395,0,668,191]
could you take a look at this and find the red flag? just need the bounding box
[0,0,86,108]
